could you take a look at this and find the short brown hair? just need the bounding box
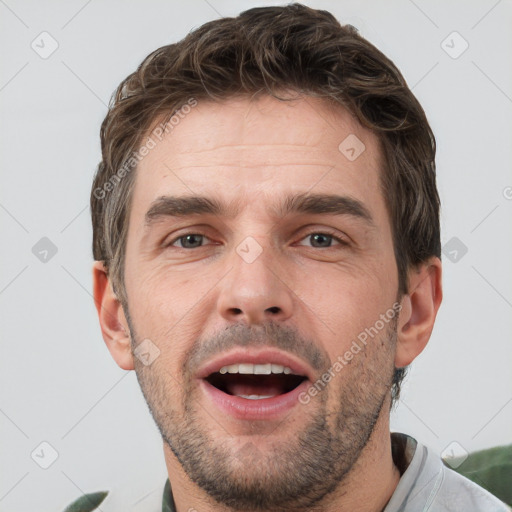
[91,3,440,401]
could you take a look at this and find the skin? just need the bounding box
[93,95,442,512]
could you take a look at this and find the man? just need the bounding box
[77,3,508,511]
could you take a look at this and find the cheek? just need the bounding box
[126,262,219,360]
[294,262,397,359]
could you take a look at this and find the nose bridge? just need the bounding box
[217,236,294,325]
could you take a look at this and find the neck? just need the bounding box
[164,404,400,512]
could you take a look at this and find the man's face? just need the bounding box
[123,96,400,510]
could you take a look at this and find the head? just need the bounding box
[91,4,442,510]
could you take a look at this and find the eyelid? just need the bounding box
[161,226,351,249]
[166,232,213,248]
[156,222,219,246]
[290,222,350,238]
[294,227,351,246]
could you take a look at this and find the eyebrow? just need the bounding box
[278,193,374,225]
[145,196,235,226]
[144,193,374,227]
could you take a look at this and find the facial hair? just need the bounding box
[127,315,397,512]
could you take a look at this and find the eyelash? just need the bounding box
[297,231,349,248]
[166,230,349,249]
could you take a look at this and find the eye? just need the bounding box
[297,232,346,248]
[171,233,210,249]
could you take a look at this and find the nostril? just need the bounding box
[226,306,281,317]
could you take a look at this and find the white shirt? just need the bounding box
[384,433,510,511]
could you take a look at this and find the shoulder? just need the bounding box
[436,465,511,511]
[446,443,512,510]
[61,492,108,512]
[387,434,510,512]
[61,479,171,511]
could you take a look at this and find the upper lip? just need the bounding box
[196,347,315,381]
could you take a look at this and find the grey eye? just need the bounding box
[176,234,204,248]
[308,233,333,247]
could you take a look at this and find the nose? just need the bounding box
[217,242,294,325]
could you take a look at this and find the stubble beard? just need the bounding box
[129,317,397,512]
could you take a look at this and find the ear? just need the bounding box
[92,261,134,370]
[395,257,442,368]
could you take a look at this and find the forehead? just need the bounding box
[129,95,386,226]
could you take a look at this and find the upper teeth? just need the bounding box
[218,363,293,375]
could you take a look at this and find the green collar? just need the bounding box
[162,479,175,511]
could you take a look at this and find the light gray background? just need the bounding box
[1,1,511,511]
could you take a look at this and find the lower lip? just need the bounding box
[199,378,310,421]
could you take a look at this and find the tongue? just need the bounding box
[224,374,288,398]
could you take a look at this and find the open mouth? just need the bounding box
[204,363,308,400]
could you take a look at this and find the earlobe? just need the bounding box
[395,257,442,368]
[92,261,134,371]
